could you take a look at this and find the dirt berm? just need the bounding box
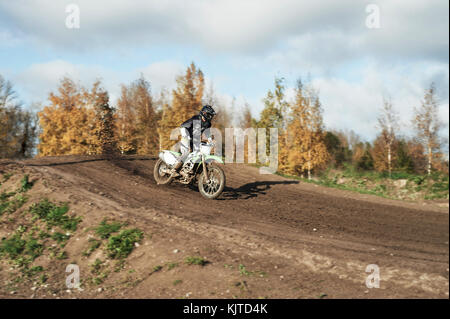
[0,155,448,298]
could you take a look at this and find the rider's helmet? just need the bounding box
[200,105,216,122]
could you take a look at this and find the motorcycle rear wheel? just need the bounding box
[153,159,173,185]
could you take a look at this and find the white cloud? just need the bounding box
[311,62,449,141]
[138,61,184,93]
[1,1,448,143]
[1,0,447,63]
[12,60,122,105]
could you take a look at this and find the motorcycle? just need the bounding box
[153,142,226,199]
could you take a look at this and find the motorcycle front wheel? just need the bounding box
[198,163,226,199]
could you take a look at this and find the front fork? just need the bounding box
[201,155,209,181]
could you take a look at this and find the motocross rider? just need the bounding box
[170,105,216,177]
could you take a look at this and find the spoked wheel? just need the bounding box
[198,163,226,199]
[153,159,173,185]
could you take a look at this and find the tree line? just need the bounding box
[0,63,447,178]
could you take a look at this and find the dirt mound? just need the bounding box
[0,155,448,298]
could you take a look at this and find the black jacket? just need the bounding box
[180,114,211,139]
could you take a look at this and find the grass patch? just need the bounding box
[152,265,163,273]
[272,165,449,202]
[0,232,44,271]
[39,273,48,284]
[185,256,208,266]
[90,259,108,285]
[238,264,252,276]
[167,262,179,270]
[0,192,27,216]
[0,233,26,259]
[51,232,70,246]
[24,265,44,277]
[23,236,44,260]
[95,219,123,239]
[0,191,16,202]
[29,199,81,231]
[90,258,104,274]
[106,228,143,259]
[114,260,126,272]
[83,238,101,257]
[55,251,68,260]
[2,172,13,182]
[38,230,50,240]
[19,175,33,193]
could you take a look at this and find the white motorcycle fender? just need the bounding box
[159,151,178,166]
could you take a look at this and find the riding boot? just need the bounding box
[170,160,183,177]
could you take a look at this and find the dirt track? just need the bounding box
[1,155,449,298]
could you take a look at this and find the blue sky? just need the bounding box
[0,0,448,144]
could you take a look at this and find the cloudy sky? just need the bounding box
[0,0,448,142]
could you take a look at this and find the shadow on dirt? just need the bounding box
[219,180,299,200]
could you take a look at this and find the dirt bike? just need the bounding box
[153,142,226,199]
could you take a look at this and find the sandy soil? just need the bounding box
[0,155,448,299]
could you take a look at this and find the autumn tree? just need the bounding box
[373,98,399,175]
[405,139,427,174]
[356,142,374,170]
[116,85,138,154]
[38,77,102,156]
[371,135,398,173]
[351,142,365,166]
[85,82,116,155]
[115,76,159,155]
[83,80,115,155]
[284,79,329,178]
[132,77,159,155]
[158,62,205,151]
[157,89,179,151]
[413,83,443,175]
[172,62,205,121]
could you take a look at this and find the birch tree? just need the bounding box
[413,83,442,175]
[375,98,399,176]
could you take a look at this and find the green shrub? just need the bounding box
[83,238,101,257]
[106,228,143,259]
[185,256,208,266]
[25,265,44,277]
[24,236,44,260]
[410,175,426,185]
[52,232,70,245]
[431,181,449,193]
[0,234,26,259]
[19,175,33,193]
[0,192,27,216]
[29,199,81,231]
[95,219,122,239]
[0,233,43,262]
